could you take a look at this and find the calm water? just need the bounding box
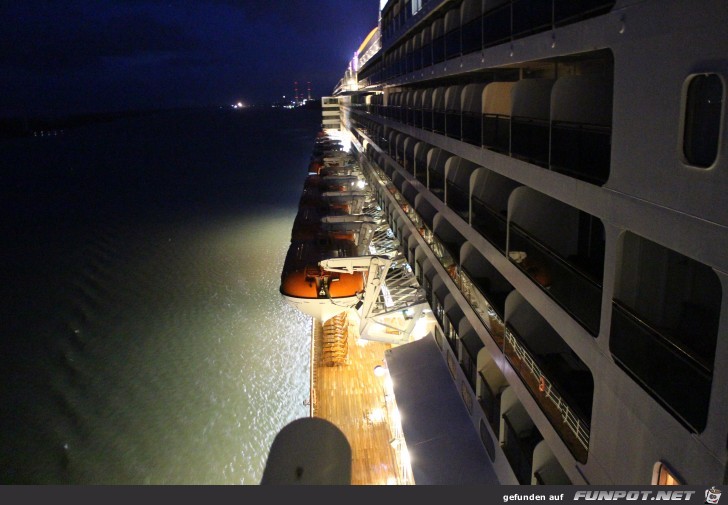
[0,107,320,484]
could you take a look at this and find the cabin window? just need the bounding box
[683,74,723,168]
[652,462,682,485]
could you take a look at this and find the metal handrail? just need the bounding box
[504,326,590,452]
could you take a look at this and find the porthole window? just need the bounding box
[683,74,723,168]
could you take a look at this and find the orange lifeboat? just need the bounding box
[280,134,366,322]
[280,238,364,322]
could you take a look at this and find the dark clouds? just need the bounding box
[0,0,378,117]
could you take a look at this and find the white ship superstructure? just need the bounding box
[318,0,728,485]
[311,0,727,486]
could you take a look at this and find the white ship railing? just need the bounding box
[504,327,590,453]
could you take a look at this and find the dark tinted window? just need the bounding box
[683,74,723,167]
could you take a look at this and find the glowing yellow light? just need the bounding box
[368,407,385,423]
[390,406,400,425]
[400,447,411,467]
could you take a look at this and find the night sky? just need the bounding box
[1,0,380,118]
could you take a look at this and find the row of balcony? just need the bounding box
[353,74,613,186]
[372,0,616,84]
[366,160,591,466]
[353,115,606,337]
[353,120,721,442]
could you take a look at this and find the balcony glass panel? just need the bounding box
[422,42,433,67]
[462,274,506,349]
[433,110,446,134]
[445,318,458,351]
[446,111,462,139]
[446,181,469,221]
[429,234,456,274]
[471,196,507,252]
[511,0,553,38]
[393,106,403,123]
[428,168,445,200]
[508,223,602,336]
[415,167,428,187]
[554,0,616,27]
[404,154,415,175]
[462,111,481,146]
[413,47,423,70]
[482,114,510,153]
[610,301,712,433]
[433,35,446,63]
[482,3,511,48]
[413,108,423,128]
[511,117,550,167]
[401,106,410,126]
[504,325,590,463]
[445,28,461,59]
[422,109,433,131]
[502,412,542,484]
[461,16,482,54]
[478,372,501,433]
[550,122,611,185]
[460,267,509,325]
[433,294,445,328]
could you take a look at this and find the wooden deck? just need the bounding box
[310,310,411,485]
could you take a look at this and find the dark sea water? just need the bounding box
[0,107,320,484]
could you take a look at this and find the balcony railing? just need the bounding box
[509,223,602,336]
[422,108,433,131]
[445,28,461,60]
[482,113,510,153]
[550,121,611,186]
[356,102,610,186]
[461,344,478,389]
[462,111,481,146]
[610,301,712,433]
[370,2,615,86]
[433,109,446,134]
[446,181,469,220]
[461,17,482,55]
[471,196,508,253]
[446,109,461,139]
[459,269,506,347]
[511,117,550,167]
[428,168,445,200]
[432,35,446,64]
[504,324,590,463]
[478,371,502,434]
[512,0,553,38]
[429,234,456,275]
[502,411,542,484]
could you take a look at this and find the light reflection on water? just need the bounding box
[27,214,310,484]
[0,108,318,484]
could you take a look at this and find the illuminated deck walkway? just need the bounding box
[310,310,412,485]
